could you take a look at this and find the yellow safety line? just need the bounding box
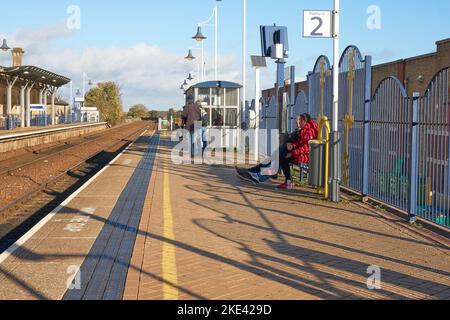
[162,158,179,300]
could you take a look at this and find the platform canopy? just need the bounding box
[0,65,71,87]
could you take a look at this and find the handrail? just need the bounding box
[317,115,331,200]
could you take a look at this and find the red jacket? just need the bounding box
[291,121,319,164]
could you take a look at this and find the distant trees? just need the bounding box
[128,104,149,118]
[85,82,123,126]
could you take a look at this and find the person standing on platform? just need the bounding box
[181,95,202,157]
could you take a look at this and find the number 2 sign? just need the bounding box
[303,11,333,38]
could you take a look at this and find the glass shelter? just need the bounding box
[185,81,242,148]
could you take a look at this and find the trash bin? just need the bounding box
[308,139,326,188]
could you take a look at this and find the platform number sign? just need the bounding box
[303,11,333,38]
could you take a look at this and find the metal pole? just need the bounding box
[289,66,296,133]
[20,85,26,128]
[241,0,247,151]
[255,67,261,162]
[69,81,73,123]
[276,60,286,138]
[82,72,86,97]
[215,5,218,81]
[201,40,204,82]
[330,0,341,202]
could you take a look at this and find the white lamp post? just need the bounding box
[193,0,221,81]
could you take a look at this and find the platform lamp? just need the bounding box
[0,38,10,52]
[185,49,196,61]
[192,26,206,81]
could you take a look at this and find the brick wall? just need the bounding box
[263,38,450,100]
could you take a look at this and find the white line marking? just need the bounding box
[0,130,151,265]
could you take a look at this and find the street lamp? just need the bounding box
[192,0,221,81]
[0,39,10,52]
[193,26,207,42]
[187,73,194,81]
[185,46,202,82]
[185,49,196,61]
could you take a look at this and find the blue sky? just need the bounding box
[1,0,449,110]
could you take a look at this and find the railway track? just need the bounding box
[0,122,156,253]
[0,122,135,176]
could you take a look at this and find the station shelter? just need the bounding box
[0,47,71,129]
[185,81,242,149]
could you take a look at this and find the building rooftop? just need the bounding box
[189,80,242,89]
[0,65,71,87]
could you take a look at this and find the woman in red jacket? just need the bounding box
[279,113,319,189]
[238,113,318,190]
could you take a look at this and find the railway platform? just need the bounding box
[0,131,449,300]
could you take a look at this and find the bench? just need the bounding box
[292,163,310,182]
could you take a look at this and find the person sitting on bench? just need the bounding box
[237,113,318,190]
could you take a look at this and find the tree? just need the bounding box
[148,110,160,118]
[85,81,123,126]
[128,104,149,118]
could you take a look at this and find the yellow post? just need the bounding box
[317,116,331,200]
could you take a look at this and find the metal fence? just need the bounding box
[414,68,450,227]
[338,46,372,193]
[308,55,333,120]
[290,91,308,130]
[260,55,450,229]
[367,77,412,212]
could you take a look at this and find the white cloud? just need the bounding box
[1,23,243,111]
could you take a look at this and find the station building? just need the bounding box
[0,47,71,128]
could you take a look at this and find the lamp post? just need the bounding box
[192,0,221,81]
[238,0,247,152]
[330,0,341,202]
[1,38,15,129]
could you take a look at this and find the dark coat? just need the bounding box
[181,102,202,132]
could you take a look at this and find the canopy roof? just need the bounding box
[0,65,71,87]
[189,80,242,89]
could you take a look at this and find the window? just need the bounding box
[203,108,211,127]
[226,88,238,106]
[211,88,225,106]
[198,88,211,105]
[212,108,224,126]
[225,108,238,127]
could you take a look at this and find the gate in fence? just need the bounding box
[414,68,450,228]
[308,55,333,121]
[338,46,372,192]
[368,77,412,212]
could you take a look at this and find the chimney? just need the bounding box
[12,48,24,67]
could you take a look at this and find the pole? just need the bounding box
[82,72,86,97]
[201,41,205,82]
[289,66,296,133]
[330,0,341,202]
[276,60,286,138]
[215,5,218,81]
[240,0,247,151]
[69,81,73,123]
[255,67,261,162]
